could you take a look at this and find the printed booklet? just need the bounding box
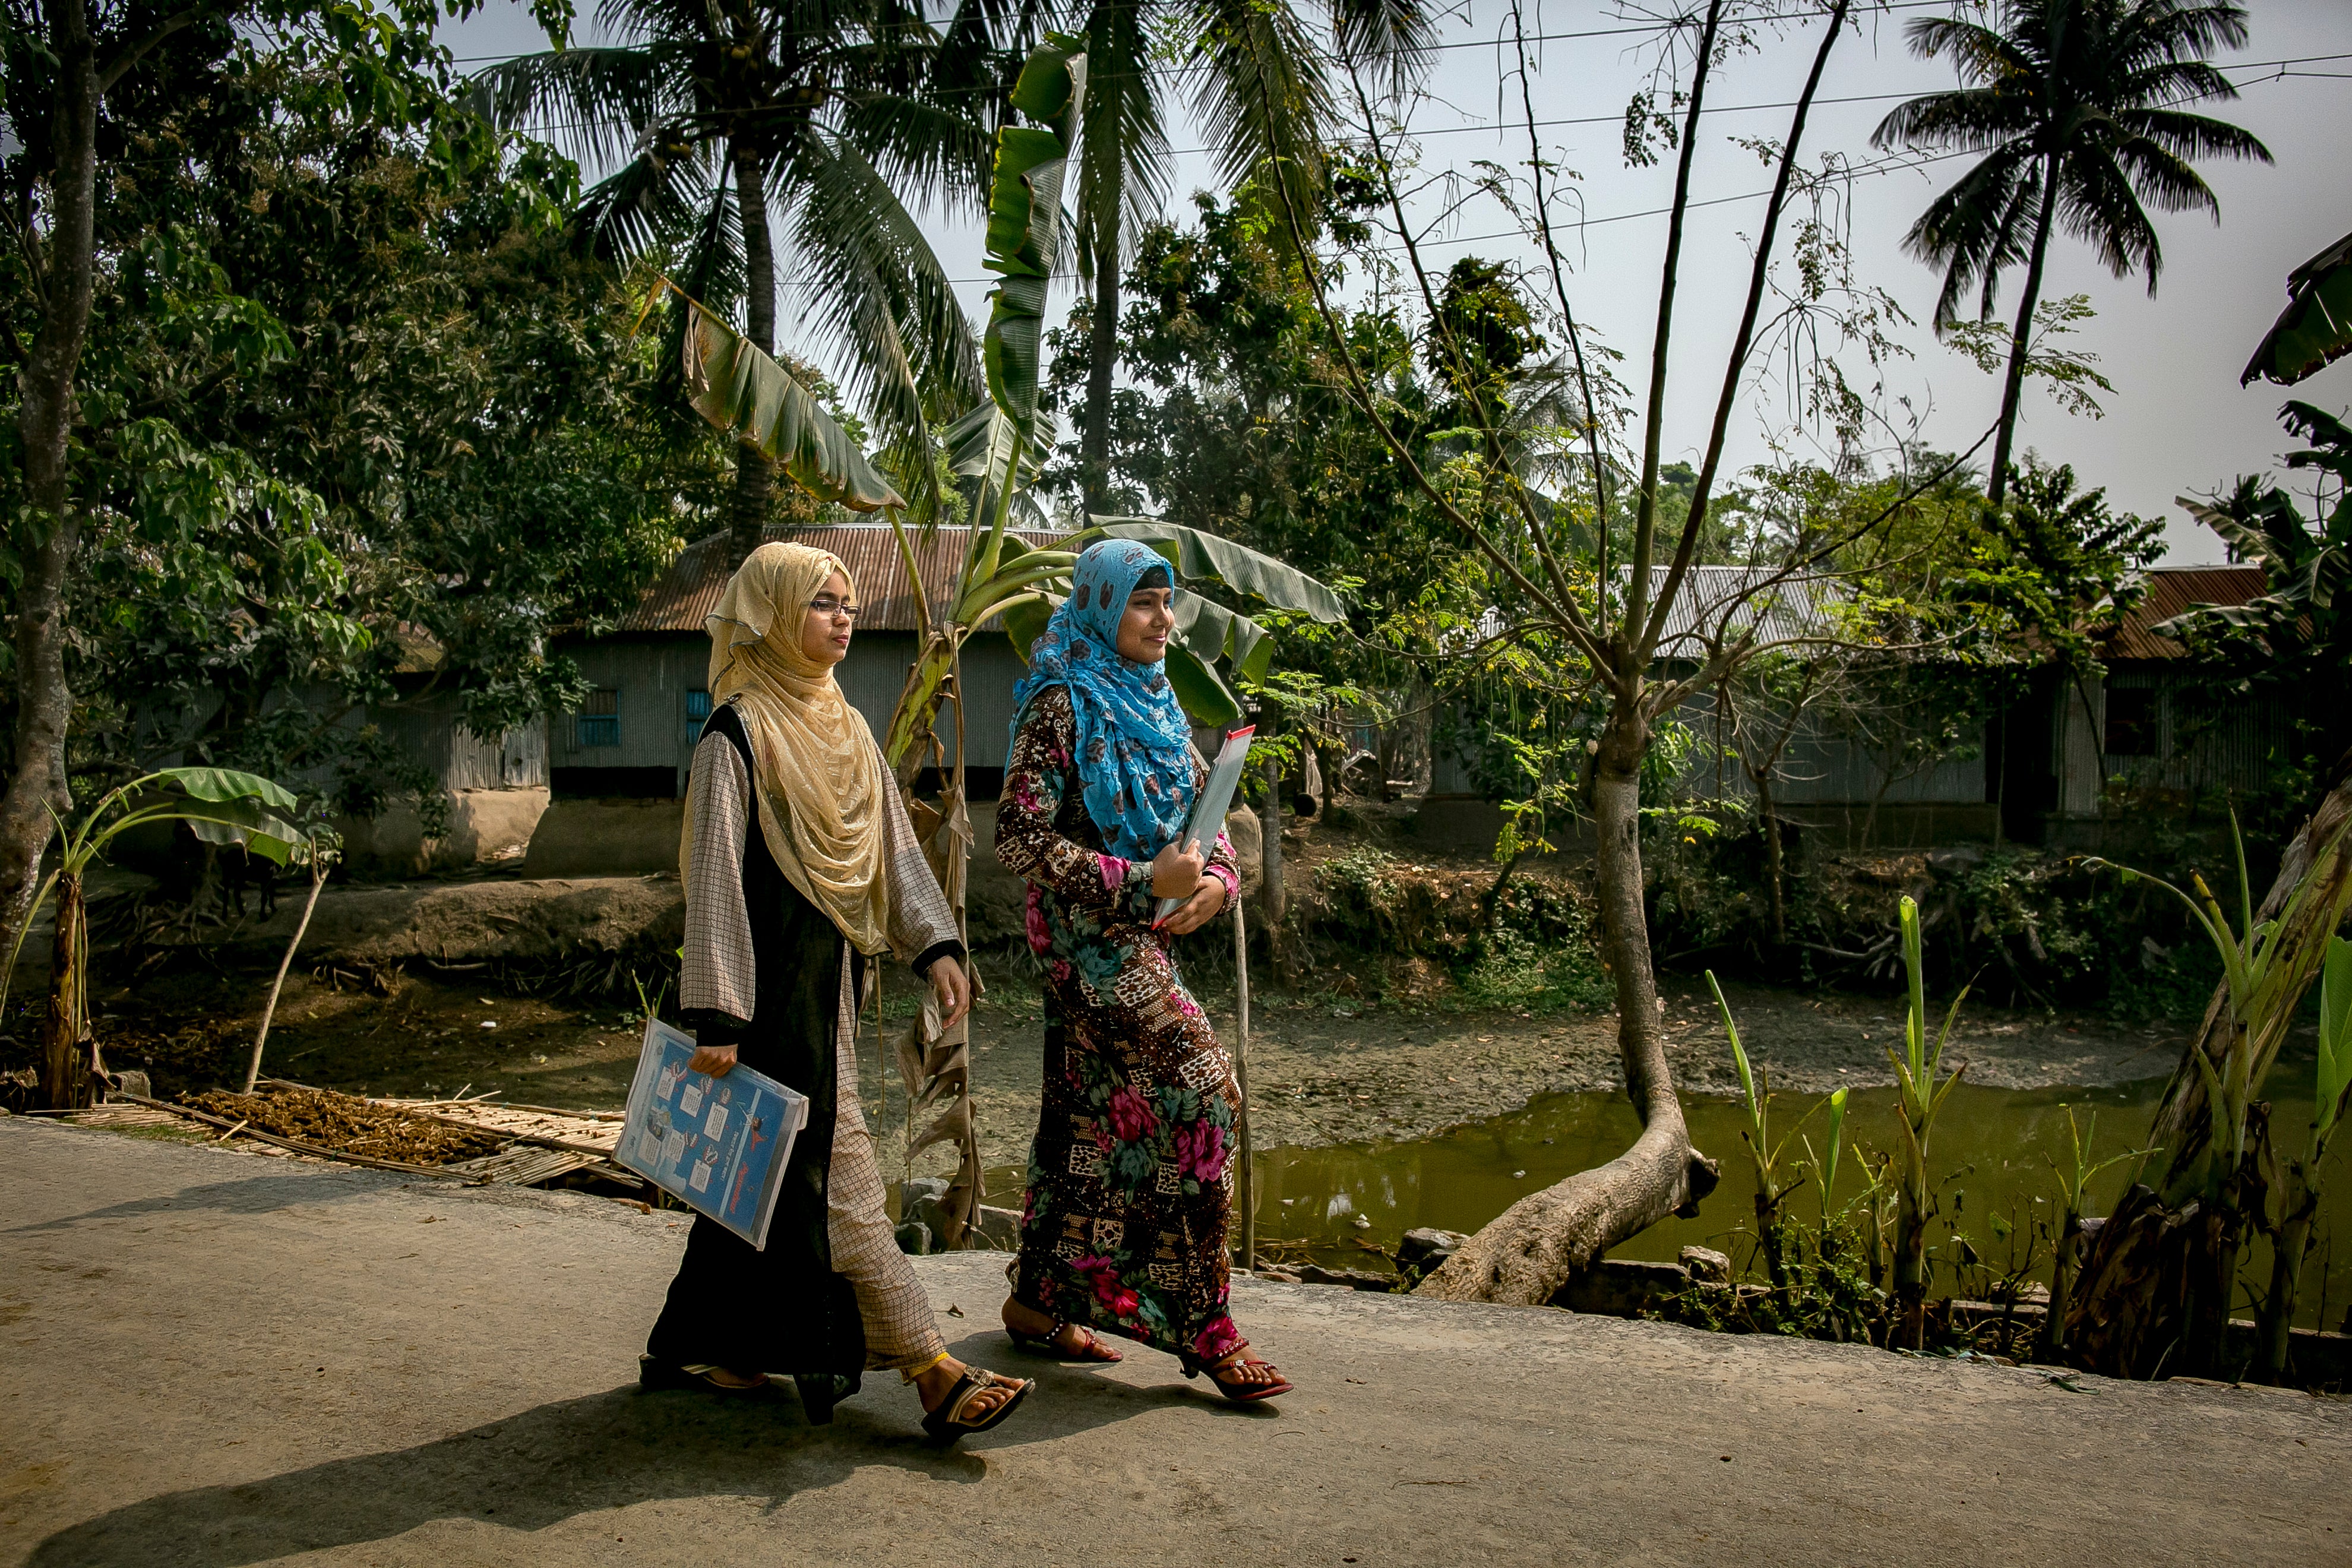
[616,1017,807,1250]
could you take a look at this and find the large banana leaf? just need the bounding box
[156,766,298,812]
[978,38,1086,452]
[673,290,906,512]
[2243,230,2352,388]
[176,798,306,865]
[1093,518,1346,622]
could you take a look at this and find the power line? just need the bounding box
[442,0,1959,69]
[500,48,2352,161]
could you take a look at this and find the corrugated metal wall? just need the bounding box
[549,629,1033,793]
[549,638,709,791]
[2051,670,2291,817]
[363,692,546,791]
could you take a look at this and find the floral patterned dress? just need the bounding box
[996,684,1246,1364]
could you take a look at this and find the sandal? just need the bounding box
[638,1357,774,1398]
[919,1367,1032,1446]
[1181,1341,1293,1403]
[1007,1320,1124,1363]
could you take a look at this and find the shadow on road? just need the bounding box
[26,1382,957,1567]
[25,1329,1253,1567]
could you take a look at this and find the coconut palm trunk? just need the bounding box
[1082,206,1121,516]
[1987,157,2061,510]
[730,147,780,565]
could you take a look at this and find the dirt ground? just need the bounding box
[11,941,2201,1177]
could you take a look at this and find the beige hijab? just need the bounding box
[685,540,892,955]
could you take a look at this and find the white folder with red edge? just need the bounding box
[1153,725,1256,928]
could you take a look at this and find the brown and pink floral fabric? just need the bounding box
[995,684,1245,1364]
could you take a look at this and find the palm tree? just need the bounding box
[475,0,1006,559]
[1063,0,1436,516]
[1871,0,2270,508]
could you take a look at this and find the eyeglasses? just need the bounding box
[808,596,862,622]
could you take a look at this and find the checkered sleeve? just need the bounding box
[877,739,962,973]
[679,730,757,1032]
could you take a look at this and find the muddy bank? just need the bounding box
[921,968,2199,1173]
[25,953,2201,1183]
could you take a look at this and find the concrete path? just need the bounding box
[3,1118,2347,1567]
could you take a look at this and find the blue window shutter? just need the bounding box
[574,689,620,749]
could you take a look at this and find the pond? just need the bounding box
[1232,1074,2351,1329]
[983,1071,2352,1335]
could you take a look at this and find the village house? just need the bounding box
[513,521,1063,875]
[1423,564,2291,856]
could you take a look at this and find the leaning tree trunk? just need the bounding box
[727,145,779,567]
[1418,698,1717,1305]
[0,0,100,978]
[2066,751,2352,1375]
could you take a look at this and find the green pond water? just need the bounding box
[994,1072,2352,1330]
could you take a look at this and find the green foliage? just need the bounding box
[2,31,726,821]
[1452,922,1613,1016]
[1427,257,1547,403]
[2088,814,2352,1200]
[2161,401,2352,761]
[1944,293,2115,419]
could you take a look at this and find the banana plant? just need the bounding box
[2039,1106,2150,1362]
[4,768,308,1109]
[2082,813,2351,1376]
[2087,815,2351,1207]
[2255,933,2352,1379]
[1887,893,1970,1349]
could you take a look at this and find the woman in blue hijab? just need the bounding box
[992,539,1292,1402]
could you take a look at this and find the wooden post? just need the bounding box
[1233,892,1254,1274]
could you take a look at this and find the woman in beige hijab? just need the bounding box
[641,541,1029,1443]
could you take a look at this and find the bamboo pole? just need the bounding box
[1234,892,1254,1274]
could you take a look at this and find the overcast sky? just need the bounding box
[442,1,2352,562]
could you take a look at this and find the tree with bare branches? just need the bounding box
[1241,0,2008,1304]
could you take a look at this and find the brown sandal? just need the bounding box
[1183,1341,1292,1403]
[1008,1320,1124,1362]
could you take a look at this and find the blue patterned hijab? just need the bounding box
[1009,540,1196,859]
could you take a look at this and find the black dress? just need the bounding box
[643,704,958,1420]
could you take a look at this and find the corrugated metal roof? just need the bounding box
[2106,565,2268,660]
[1642,564,2268,665]
[1642,565,1845,658]
[618,523,1068,636]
